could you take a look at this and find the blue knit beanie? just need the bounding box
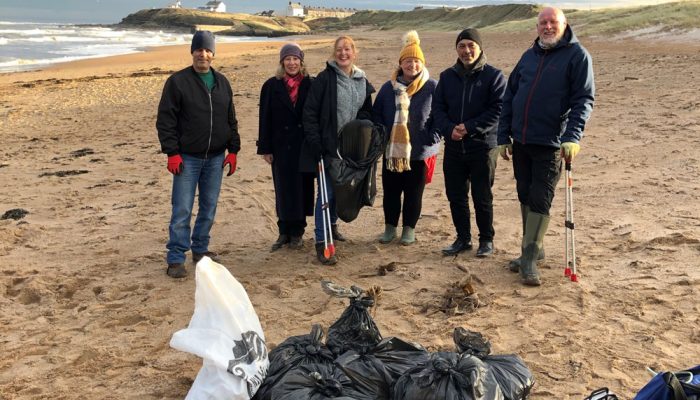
[191,30,216,54]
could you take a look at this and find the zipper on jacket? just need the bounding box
[205,91,213,159]
[522,52,547,144]
[460,78,468,154]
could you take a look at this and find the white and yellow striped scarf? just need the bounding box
[385,68,429,172]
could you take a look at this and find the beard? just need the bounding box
[539,31,564,49]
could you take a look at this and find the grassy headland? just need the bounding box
[118,8,310,36]
[117,1,700,37]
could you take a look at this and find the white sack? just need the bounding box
[170,257,269,400]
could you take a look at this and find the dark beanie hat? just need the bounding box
[279,43,304,62]
[191,30,216,54]
[455,28,482,48]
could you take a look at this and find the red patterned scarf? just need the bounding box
[284,73,303,105]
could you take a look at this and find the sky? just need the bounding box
[0,0,681,24]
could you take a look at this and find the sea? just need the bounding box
[0,21,264,73]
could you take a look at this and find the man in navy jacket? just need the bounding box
[497,7,595,286]
[432,28,506,258]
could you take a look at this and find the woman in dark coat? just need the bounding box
[257,43,314,251]
[300,36,374,265]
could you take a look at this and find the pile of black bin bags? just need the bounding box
[252,292,534,400]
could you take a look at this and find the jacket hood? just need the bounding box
[327,60,366,79]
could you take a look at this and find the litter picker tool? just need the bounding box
[564,161,578,282]
[318,158,335,259]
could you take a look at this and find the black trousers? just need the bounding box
[443,148,498,242]
[512,142,562,215]
[277,219,307,237]
[382,160,427,228]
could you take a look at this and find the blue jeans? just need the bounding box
[167,152,224,264]
[314,169,338,243]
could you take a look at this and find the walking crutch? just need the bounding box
[318,158,335,259]
[564,161,578,282]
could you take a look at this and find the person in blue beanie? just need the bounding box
[497,7,595,286]
[156,30,240,278]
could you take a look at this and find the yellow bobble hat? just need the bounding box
[399,30,425,64]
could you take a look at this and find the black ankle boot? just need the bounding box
[289,235,303,250]
[331,224,346,242]
[441,238,473,256]
[315,242,337,265]
[271,234,290,252]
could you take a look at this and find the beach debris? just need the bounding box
[1,208,29,220]
[420,273,486,316]
[358,260,417,277]
[38,170,89,178]
[321,280,362,298]
[70,148,95,158]
[453,327,491,357]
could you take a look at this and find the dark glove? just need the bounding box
[309,142,323,161]
[222,153,237,176]
[167,154,183,175]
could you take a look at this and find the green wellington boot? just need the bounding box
[379,224,397,244]
[509,204,545,272]
[400,226,416,246]
[519,211,550,286]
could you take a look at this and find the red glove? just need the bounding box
[223,153,237,176]
[167,155,183,175]
[424,154,437,184]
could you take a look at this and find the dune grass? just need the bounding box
[468,1,700,35]
[120,2,700,37]
[307,4,539,32]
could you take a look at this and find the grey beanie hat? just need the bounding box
[279,43,304,62]
[191,30,216,54]
[455,28,482,48]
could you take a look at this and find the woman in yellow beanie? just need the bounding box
[372,31,440,245]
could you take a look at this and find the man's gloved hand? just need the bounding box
[223,153,237,176]
[167,155,183,175]
[498,144,513,161]
[561,142,580,162]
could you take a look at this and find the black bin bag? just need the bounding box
[326,119,386,223]
[373,337,430,382]
[271,363,374,400]
[335,350,393,400]
[392,352,504,400]
[452,327,534,400]
[481,355,534,400]
[326,295,382,356]
[335,337,430,400]
[253,324,335,400]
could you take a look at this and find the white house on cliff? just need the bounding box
[198,1,227,12]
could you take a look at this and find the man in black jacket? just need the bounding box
[156,31,240,278]
[431,28,506,258]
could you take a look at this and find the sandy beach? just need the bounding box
[1,30,699,399]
